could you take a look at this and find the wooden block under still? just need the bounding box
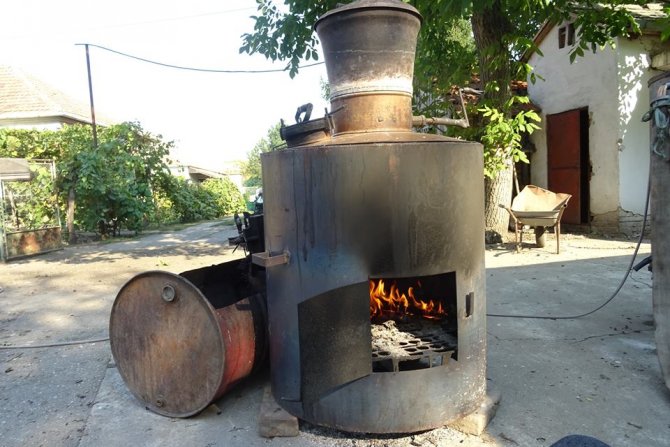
[258,384,299,438]
[449,387,502,436]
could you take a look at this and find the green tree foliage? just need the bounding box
[71,122,173,233]
[156,177,245,223]
[241,1,643,92]
[238,0,644,170]
[412,16,477,119]
[240,0,648,236]
[240,0,645,132]
[242,122,284,186]
[158,177,217,223]
[201,177,247,216]
[480,97,540,178]
[2,122,174,234]
[1,163,58,231]
[0,123,246,236]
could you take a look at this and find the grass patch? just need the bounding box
[144,217,236,232]
[142,220,209,232]
[73,218,237,246]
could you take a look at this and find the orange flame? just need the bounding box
[369,279,445,321]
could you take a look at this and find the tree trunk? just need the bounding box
[66,186,77,244]
[472,1,515,243]
[484,162,513,243]
[470,1,512,109]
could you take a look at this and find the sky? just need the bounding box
[0,0,329,169]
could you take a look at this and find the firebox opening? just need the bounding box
[369,272,457,373]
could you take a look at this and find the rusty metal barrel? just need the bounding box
[109,259,267,417]
[314,0,422,135]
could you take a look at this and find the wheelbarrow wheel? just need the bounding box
[534,226,547,248]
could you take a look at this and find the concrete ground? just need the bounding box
[1,221,668,447]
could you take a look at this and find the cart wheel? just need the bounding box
[534,226,546,247]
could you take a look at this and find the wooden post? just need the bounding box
[649,73,670,390]
[66,186,76,244]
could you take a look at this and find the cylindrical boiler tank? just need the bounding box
[260,0,486,433]
[261,136,486,433]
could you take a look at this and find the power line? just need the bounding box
[75,43,324,74]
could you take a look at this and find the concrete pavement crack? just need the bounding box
[74,356,112,447]
[569,328,654,344]
[488,332,557,342]
[488,328,654,344]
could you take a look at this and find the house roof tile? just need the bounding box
[524,3,668,62]
[624,3,667,20]
[0,65,113,125]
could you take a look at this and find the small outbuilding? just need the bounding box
[525,4,669,235]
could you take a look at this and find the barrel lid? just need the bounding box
[109,271,225,417]
[314,0,422,31]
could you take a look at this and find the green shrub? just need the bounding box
[161,177,215,223]
[1,163,59,231]
[200,178,246,217]
[0,124,247,235]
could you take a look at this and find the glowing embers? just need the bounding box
[369,273,457,373]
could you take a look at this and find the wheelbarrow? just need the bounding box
[502,185,572,254]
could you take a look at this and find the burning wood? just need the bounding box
[369,278,446,322]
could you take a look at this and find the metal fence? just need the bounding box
[0,159,62,261]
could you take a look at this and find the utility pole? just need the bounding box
[84,43,98,148]
[65,43,100,244]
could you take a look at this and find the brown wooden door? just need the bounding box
[547,109,586,224]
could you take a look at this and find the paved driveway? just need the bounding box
[1,225,666,447]
[0,221,241,447]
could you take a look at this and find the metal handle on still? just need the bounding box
[412,87,471,129]
[251,250,290,268]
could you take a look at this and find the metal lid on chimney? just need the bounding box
[314,0,422,28]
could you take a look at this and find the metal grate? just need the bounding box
[371,320,457,373]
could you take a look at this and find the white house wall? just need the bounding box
[0,118,65,130]
[616,38,658,220]
[528,27,648,230]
